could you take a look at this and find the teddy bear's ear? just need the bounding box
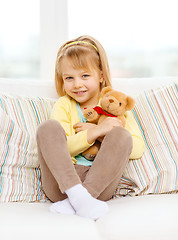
[100,86,113,97]
[126,96,135,110]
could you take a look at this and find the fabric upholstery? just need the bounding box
[0,94,55,202]
[115,83,178,196]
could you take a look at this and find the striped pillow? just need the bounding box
[0,94,56,202]
[115,83,178,197]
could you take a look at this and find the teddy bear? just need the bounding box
[82,86,135,160]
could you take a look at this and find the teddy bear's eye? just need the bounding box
[119,103,122,106]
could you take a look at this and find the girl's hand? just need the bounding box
[73,122,96,133]
[87,117,124,144]
[96,117,124,137]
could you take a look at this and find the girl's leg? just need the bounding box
[83,126,133,201]
[37,120,108,220]
[65,127,132,220]
[36,119,81,202]
[37,142,67,202]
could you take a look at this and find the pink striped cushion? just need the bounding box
[115,83,178,197]
[0,94,55,202]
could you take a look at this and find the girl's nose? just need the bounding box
[74,78,83,88]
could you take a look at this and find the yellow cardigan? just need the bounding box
[51,95,145,164]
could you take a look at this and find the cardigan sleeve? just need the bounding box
[51,97,93,157]
[125,111,145,159]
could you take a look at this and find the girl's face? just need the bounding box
[61,57,103,109]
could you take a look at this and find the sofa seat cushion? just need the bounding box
[0,201,102,240]
[97,194,178,240]
[0,194,177,240]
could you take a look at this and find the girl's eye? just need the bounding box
[65,77,73,81]
[82,74,89,78]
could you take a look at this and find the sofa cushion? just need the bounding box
[115,83,178,197]
[97,194,178,240]
[0,94,55,202]
[0,202,101,240]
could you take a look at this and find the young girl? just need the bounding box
[36,35,145,220]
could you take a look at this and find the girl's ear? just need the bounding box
[100,86,113,97]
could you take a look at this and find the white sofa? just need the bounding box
[0,77,178,240]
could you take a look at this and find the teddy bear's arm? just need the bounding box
[83,108,100,124]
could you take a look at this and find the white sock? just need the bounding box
[65,184,109,220]
[50,198,75,215]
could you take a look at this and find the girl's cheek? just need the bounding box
[63,82,71,92]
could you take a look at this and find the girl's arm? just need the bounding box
[124,111,145,159]
[67,130,94,156]
[73,112,145,159]
[74,118,124,144]
[73,122,104,142]
[51,97,95,157]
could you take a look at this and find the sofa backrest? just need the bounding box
[0,77,177,98]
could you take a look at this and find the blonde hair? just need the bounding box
[55,35,112,96]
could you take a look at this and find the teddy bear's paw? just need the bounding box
[86,111,95,119]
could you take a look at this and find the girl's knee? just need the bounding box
[107,127,133,150]
[36,119,65,141]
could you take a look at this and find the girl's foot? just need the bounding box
[65,184,109,220]
[50,198,75,215]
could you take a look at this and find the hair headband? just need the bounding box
[66,41,98,52]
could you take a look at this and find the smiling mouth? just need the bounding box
[73,90,87,95]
